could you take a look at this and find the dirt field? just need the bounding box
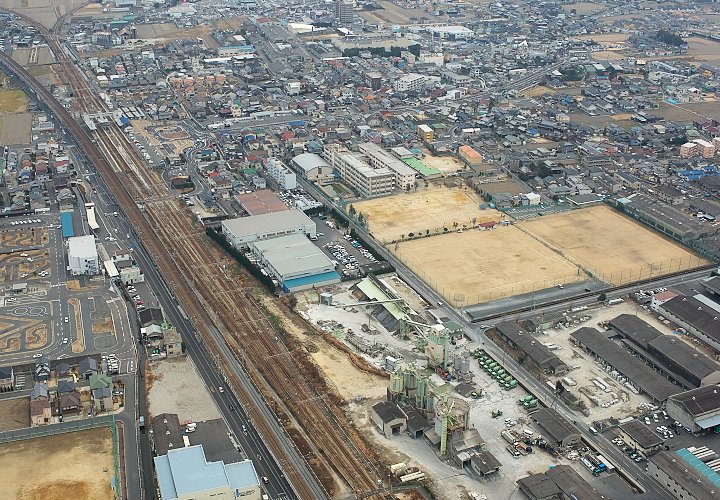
[0,0,86,27]
[518,205,707,285]
[686,38,720,65]
[562,1,608,14]
[147,356,222,422]
[0,427,115,500]
[350,185,501,243]
[0,113,31,145]
[393,227,583,307]
[418,151,464,173]
[571,33,630,43]
[359,0,439,25]
[0,397,29,430]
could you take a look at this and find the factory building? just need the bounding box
[518,465,603,500]
[494,321,568,375]
[657,295,720,352]
[609,314,720,389]
[358,143,416,191]
[154,445,261,500]
[667,385,720,433]
[266,157,296,190]
[323,144,394,198]
[649,448,720,500]
[570,327,679,402]
[531,408,581,447]
[221,209,316,248]
[618,420,665,455]
[67,235,99,276]
[249,234,339,292]
[290,153,334,182]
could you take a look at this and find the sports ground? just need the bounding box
[518,205,707,285]
[394,227,584,307]
[350,185,502,243]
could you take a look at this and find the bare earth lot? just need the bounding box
[0,112,31,145]
[0,397,30,430]
[419,151,464,173]
[518,205,707,284]
[147,356,221,422]
[393,227,583,307]
[351,186,501,243]
[0,427,115,500]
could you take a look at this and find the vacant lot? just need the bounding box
[0,397,29,430]
[359,0,438,25]
[147,356,221,422]
[686,38,720,65]
[0,427,115,500]
[519,205,707,285]
[0,89,27,113]
[0,113,31,145]
[393,227,583,307]
[419,152,464,173]
[351,185,500,243]
[562,1,608,14]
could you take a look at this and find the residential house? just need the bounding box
[35,356,50,382]
[0,366,14,390]
[30,399,52,426]
[60,392,81,415]
[79,357,101,379]
[30,382,49,401]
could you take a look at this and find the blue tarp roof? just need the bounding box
[282,271,340,292]
[60,212,74,239]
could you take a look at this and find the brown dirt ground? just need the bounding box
[0,397,30,431]
[518,205,708,284]
[393,226,583,307]
[68,298,84,353]
[25,324,47,349]
[92,316,113,335]
[350,185,501,243]
[0,427,115,500]
[0,334,20,353]
[66,280,81,290]
[0,89,27,112]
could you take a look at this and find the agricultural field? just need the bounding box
[350,185,501,243]
[518,205,707,285]
[0,427,116,500]
[685,38,720,66]
[393,227,583,307]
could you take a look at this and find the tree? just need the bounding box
[349,204,356,217]
[426,229,430,236]
[598,293,607,302]
[357,213,365,226]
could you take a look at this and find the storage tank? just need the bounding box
[404,370,417,392]
[390,372,404,395]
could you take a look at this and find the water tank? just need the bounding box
[404,370,417,391]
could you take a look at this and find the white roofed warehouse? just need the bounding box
[249,234,340,292]
[291,153,334,182]
[221,209,316,248]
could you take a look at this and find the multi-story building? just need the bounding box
[680,142,699,158]
[67,235,99,276]
[358,143,416,190]
[393,73,441,93]
[324,144,394,198]
[417,124,434,143]
[266,157,297,190]
[335,0,353,26]
[694,139,715,158]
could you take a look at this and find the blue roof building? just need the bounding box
[154,445,261,500]
[60,212,74,239]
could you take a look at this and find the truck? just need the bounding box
[139,415,145,432]
[606,298,624,306]
[501,430,517,444]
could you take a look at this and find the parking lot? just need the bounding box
[311,216,378,279]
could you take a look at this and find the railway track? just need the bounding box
[0,12,386,499]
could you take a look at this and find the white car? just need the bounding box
[32,353,42,358]
[64,316,69,323]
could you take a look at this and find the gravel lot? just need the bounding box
[147,357,221,422]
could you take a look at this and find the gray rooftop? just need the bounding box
[571,327,680,402]
[620,420,664,449]
[222,209,314,238]
[531,408,579,445]
[609,314,663,350]
[660,295,720,344]
[251,234,334,278]
[669,385,720,417]
[495,321,567,372]
[291,152,331,172]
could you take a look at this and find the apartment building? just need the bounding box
[694,139,715,158]
[324,144,394,198]
[358,142,416,190]
[394,73,441,92]
[266,157,297,190]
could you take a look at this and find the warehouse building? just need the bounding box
[67,235,99,276]
[494,321,568,375]
[649,448,720,500]
[457,145,483,167]
[291,153,334,182]
[324,144,395,198]
[221,209,316,248]
[571,327,679,402]
[154,445,261,500]
[234,190,288,216]
[518,464,604,500]
[249,234,339,292]
[610,314,720,388]
[618,420,665,455]
[358,142,416,191]
[657,295,720,352]
[531,408,581,447]
[666,385,720,433]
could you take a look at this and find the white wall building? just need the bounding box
[393,73,441,93]
[324,144,394,198]
[221,209,316,247]
[291,153,334,182]
[266,157,297,190]
[358,142,416,191]
[67,235,99,276]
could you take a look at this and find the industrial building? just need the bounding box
[657,295,720,352]
[249,234,339,292]
[570,327,680,402]
[457,145,483,167]
[371,401,408,438]
[649,448,720,500]
[221,209,316,248]
[494,321,568,375]
[609,314,720,389]
[290,153,334,182]
[154,445,261,500]
[266,157,297,190]
[67,235,99,276]
[234,190,288,216]
[667,385,720,433]
[531,408,581,447]
[618,420,665,455]
[358,142,416,191]
[60,211,74,239]
[518,465,603,500]
[323,144,394,198]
